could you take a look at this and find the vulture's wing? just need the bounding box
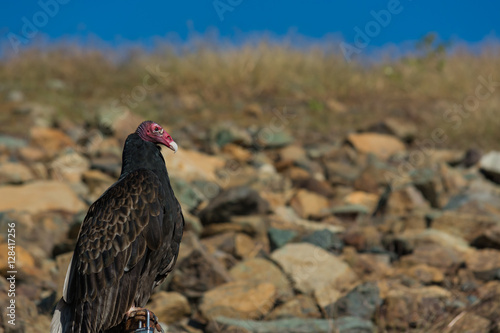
[63,168,168,328]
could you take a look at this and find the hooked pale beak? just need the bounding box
[168,141,178,153]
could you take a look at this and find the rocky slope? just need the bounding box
[0,108,500,333]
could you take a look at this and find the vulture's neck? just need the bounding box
[120,133,170,185]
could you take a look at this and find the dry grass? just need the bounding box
[1,38,500,150]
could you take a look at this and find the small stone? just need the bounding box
[378,285,452,331]
[148,291,191,324]
[278,145,307,165]
[471,224,500,250]
[271,243,358,298]
[222,143,252,162]
[431,211,498,243]
[401,243,465,270]
[0,135,28,150]
[343,191,379,213]
[229,258,294,302]
[406,264,445,284]
[447,313,491,333]
[267,294,321,320]
[199,186,269,224]
[268,228,298,250]
[289,189,329,219]
[234,233,257,259]
[244,103,263,117]
[50,150,90,183]
[211,124,252,148]
[0,162,34,184]
[30,126,74,157]
[368,117,417,142]
[347,133,406,160]
[200,281,276,320]
[256,129,294,148]
[207,317,341,333]
[325,282,381,320]
[170,177,203,211]
[465,249,500,281]
[301,229,343,251]
[82,169,115,199]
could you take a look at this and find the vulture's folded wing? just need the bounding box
[63,169,165,308]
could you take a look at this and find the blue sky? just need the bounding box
[1,1,499,55]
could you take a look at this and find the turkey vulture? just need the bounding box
[51,121,184,333]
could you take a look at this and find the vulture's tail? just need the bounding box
[50,299,94,333]
[50,299,72,333]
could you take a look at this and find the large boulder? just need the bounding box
[0,181,86,214]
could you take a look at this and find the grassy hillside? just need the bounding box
[1,38,499,149]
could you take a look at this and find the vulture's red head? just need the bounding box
[136,121,178,153]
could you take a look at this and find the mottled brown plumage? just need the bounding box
[51,121,183,333]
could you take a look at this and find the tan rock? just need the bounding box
[0,181,86,214]
[244,103,263,117]
[343,226,382,252]
[148,291,191,324]
[234,233,257,259]
[406,264,445,284]
[200,281,276,320]
[279,145,307,164]
[379,285,452,331]
[271,243,357,296]
[447,313,491,333]
[164,148,225,182]
[50,151,90,183]
[401,243,465,270]
[266,294,321,320]
[387,186,429,216]
[0,162,34,184]
[19,146,46,162]
[229,258,294,302]
[347,133,406,160]
[289,189,329,219]
[222,143,252,162]
[432,211,498,243]
[344,191,379,212]
[30,126,74,157]
[466,249,500,273]
[82,169,115,200]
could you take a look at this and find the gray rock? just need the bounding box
[207,316,375,333]
[325,282,381,320]
[301,229,343,251]
[211,125,253,148]
[199,186,269,224]
[255,128,294,149]
[268,228,298,251]
[0,135,28,149]
[170,177,203,211]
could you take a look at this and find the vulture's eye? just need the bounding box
[154,126,159,132]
